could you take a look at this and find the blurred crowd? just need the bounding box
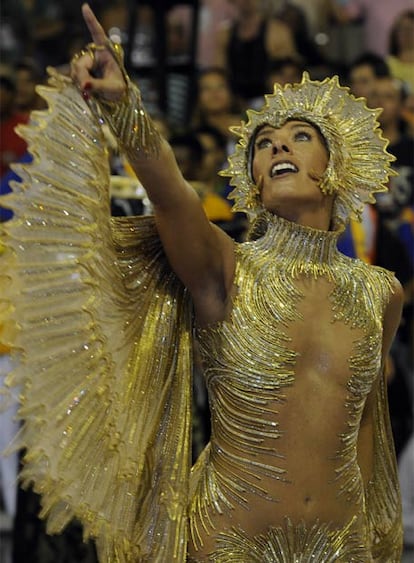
[0,1,413,562]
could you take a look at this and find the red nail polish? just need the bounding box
[83,81,92,90]
[82,89,90,102]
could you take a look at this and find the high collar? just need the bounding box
[248,212,341,280]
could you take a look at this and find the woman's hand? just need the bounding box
[70,3,127,102]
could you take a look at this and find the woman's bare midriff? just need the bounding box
[189,288,375,560]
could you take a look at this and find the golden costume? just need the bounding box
[0,67,402,562]
[190,212,400,562]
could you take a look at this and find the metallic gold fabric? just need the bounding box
[0,71,192,562]
[96,78,161,162]
[210,517,368,562]
[0,72,402,562]
[190,213,402,561]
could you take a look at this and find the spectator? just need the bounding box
[191,67,242,148]
[277,0,332,41]
[330,0,413,57]
[214,0,298,106]
[197,0,236,69]
[347,52,390,99]
[387,9,414,93]
[166,5,193,65]
[369,76,413,244]
[276,2,326,69]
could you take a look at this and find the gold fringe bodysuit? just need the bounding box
[189,213,401,561]
[0,73,402,562]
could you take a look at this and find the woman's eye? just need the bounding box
[295,131,312,141]
[256,138,272,149]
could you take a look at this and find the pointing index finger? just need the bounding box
[82,3,107,45]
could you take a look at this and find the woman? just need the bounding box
[1,4,403,562]
[191,68,241,145]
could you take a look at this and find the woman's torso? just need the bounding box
[188,219,392,561]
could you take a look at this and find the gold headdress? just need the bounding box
[220,72,396,230]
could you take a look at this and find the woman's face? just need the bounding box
[198,72,232,115]
[251,120,329,216]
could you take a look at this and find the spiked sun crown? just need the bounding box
[220,72,396,230]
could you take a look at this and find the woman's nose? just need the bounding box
[272,139,290,154]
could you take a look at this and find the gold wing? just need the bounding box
[0,70,192,562]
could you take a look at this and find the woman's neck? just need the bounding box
[251,212,341,279]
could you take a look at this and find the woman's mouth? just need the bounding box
[270,161,299,177]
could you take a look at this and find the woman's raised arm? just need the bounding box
[71,4,235,323]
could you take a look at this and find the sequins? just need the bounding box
[209,517,369,562]
[190,213,401,560]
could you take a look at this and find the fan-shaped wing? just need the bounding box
[0,71,192,562]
